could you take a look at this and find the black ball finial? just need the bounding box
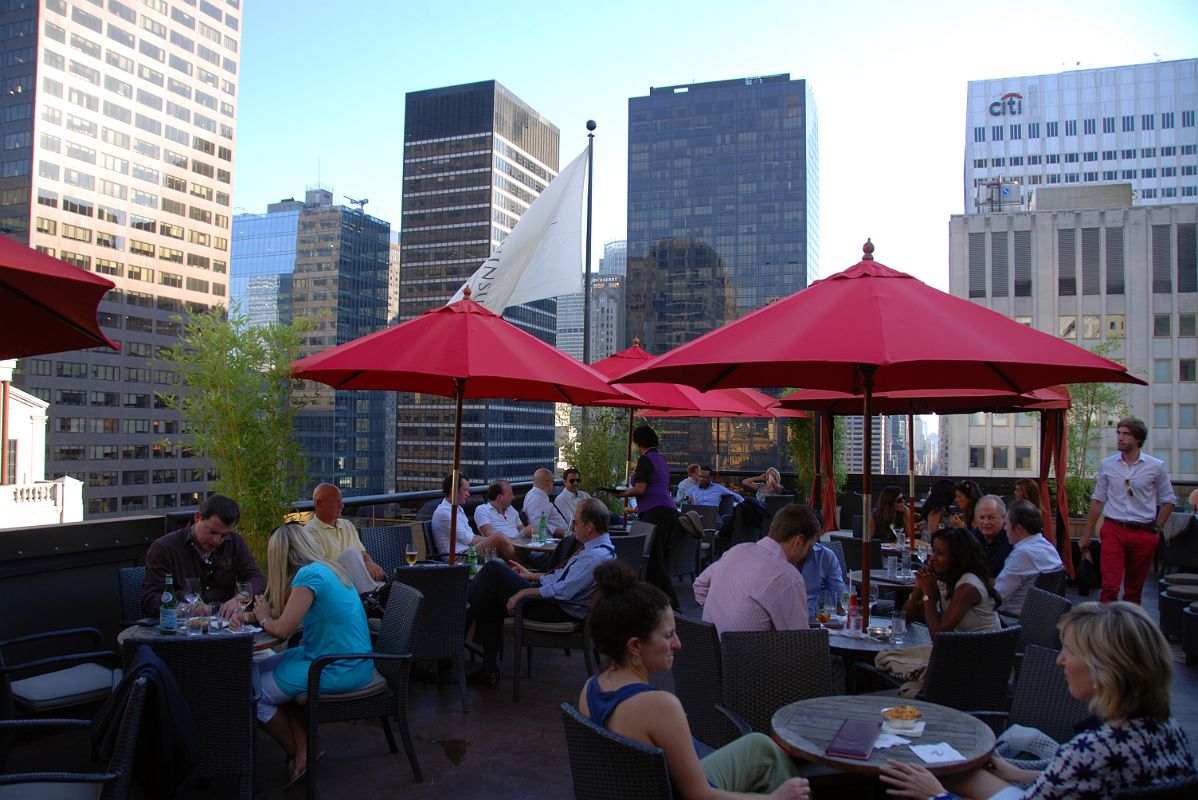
[586,120,597,132]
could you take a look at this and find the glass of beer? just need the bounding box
[815,591,833,625]
[405,543,419,566]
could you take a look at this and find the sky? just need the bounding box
[232,0,1198,291]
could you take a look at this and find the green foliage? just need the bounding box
[157,305,314,568]
[1065,336,1132,515]
[561,407,629,514]
[785,415,848,502]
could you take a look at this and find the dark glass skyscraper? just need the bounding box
[232,188,394,496]
[397,81,560,490]
[626,74,819,471]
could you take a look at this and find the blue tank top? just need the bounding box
[584,678,713,767]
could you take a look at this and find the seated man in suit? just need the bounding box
[994,499,1064,617]
[464,497,615,686]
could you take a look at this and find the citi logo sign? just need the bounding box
[989,92,1023,116]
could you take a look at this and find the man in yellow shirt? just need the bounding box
[304,483,386,591]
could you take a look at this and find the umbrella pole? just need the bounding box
[859,365,876,619]
[626,409,635,526]
[449,378,465,565]
[907,411,916,549]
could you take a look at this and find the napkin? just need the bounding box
[909,742,965,764]
[874,732,910,749]
[882,720,925,737]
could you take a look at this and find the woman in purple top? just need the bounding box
[621,425,681,608]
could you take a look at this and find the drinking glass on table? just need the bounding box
[891,611,907,646]
[208,602,223,634]
[405,542,419,566]
[182,577,201,607]
[233,581,253,626]
[815,591,833,625]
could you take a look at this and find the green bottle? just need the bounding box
[467,544,478,577]
[159,573,177,635]
[537,512,548,544]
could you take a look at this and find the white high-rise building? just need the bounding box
[964,59,1197,212]
[2,0,241,516]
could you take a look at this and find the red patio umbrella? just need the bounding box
[620,241,1144,609]
[0,236,118,358]
[292,290,628,561]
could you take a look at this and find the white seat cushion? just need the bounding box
[295,668,387,705]
[0,782,102,799]
[519,619,583,634]
[10,663,116,712]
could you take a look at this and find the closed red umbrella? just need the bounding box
[0,236,118,358]
[621,242,1144,608]
[292,290,627,560]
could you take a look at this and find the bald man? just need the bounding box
[522,468,570,537]
[305,483,386,590]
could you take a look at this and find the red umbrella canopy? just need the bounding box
[619,249,1144,394]
[725,387,810,419]
[291,293,625,405]
[778,385,1071,416]
[0,236,118,358]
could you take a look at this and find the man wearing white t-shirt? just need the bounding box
[472,480,523,561]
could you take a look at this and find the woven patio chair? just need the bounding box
[118,566,145,624]
[393,563,470,712]
[612,534,648,578]
[1032,568,1067,597]
[628,521,656,580]
[511,596,595,702]
[671,613,738,748]
[560,702,671,800]
[2,626,121,719]
[1015,588,1071,653]
[360,524,416,578]
[719,628,833,735]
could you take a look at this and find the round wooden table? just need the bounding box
[772,695,995,775]
[118,622,282,652]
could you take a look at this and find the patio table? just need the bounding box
[848,569,917,607]
[118,621,284,652]
[772,695,995,775]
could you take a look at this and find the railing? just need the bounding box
[0,477,82,528]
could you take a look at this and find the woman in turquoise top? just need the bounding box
[579,561,810,800]
[249,523,372,786]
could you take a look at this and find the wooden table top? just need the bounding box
[772,695,995,775]
[118,622,282,652]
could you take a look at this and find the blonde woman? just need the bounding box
[881,602,1195,799]
[742,467,784,501]
[250,523,372,787]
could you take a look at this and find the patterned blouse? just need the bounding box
[1019,715,1194,799]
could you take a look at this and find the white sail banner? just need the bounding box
[450,147,588,312]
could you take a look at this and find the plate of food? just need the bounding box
[881,705,923,730]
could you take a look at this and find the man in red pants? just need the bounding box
[1079,416,1175,604]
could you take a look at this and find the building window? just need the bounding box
[1045,121,1058,137]
[1142,114,1155,131]
[1180,450,1197,475]
[1122,115,1135,132]
[1180,314,1196,337]
[973,127,986,143]
[969,412,986,427]
[992,447,1009,470]
[1154,404,1172,427]
[993,413,1009,427]
[1103,117,1116,133]
[1155,314,1172,337]
[991,125,1003,141]
[1064,120,1077,136]
[1059,316,1077,338]
[1015,447,1032,470]
[1181,359,1196,382]
[1161,112,1175,129]
[1154,359,1171,382]
[1082,315,1101,339]
[1179,405,1197,428]
[969,447,985,469]
[1010,124,1021,140]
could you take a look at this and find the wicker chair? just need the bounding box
[824,540,848,580]
[628,522,656,581]
[612,534,648,578]
[719,628,833,735]
[1032,568,1068,597]
[2,627,121,718]
[840,538,883,573]
[0,676,147,800]
[560,703,672,800]
[511,596,596,702]
[977,644,1089,758]
[301,582,424,800]
[666,529,701,583]
[360,524,416,578]
[1015,588,1071,653]
[118,566,145,624]
[420,520,450,562]
[393,563,470,712]
[1114,775,1198,798]
[671,614,739,748]
[120,631,255,799]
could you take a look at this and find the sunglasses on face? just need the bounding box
[1125,478,1134,497]
[567,478,580,484]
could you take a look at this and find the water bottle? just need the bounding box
[846,593,859,634]
[537,512,548,544]
[159,573,177,635]
[466,544,478,577]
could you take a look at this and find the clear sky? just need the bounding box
[233,0,1197,289]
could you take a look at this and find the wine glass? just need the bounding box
[867,582,880,625]
[234,581,253,626]
[182,577,201,607]
[405,543,419,566]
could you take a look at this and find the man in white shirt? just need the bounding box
[431,473,508,558]
[472,480,522,560]
[675,463,700,505]
[994,499,1064,617]
[553,468,592,522]
[1080,416,1175,605]
[523,468,570,537]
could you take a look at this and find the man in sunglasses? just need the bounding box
[141,494,266,618]
[553,468,592,522]
[1080,416,1175,604]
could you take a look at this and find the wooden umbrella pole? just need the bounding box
[859,365,876,619]
[908,411,916,549]
[448,378,465,565]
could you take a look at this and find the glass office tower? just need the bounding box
[2,0,241,516]
[398,81,559,490]
[232,189,395,495]
[626,74,819,472]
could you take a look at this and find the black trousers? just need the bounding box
[465,561,573,668]
[638,505,681,608]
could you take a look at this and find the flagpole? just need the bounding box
[582,120,596,365]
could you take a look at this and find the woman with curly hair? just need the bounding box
[902,526,1000,637]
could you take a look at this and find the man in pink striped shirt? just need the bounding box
[693,504,819,634]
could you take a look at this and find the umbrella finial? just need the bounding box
[632,337,641,348]
[462,286,472,299]
[862,239,875,261]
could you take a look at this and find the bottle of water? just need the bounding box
[466,544,478,577]
[159,573,177,635]
[537,512,548,544]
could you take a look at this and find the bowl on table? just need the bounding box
[881,705,923,730]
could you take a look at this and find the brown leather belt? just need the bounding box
[1105,517,1157,532]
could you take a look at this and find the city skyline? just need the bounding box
[232,0,1198,291]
